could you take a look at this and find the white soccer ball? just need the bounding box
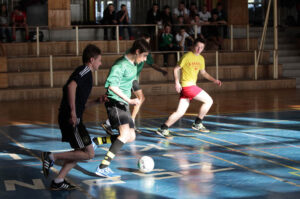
[138,156,155,173]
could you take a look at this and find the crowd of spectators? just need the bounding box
[145,1,228,52]
[100,1,227,46]
[0,1,228,45]
[0,4,29,42]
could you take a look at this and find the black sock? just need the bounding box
[195,117,202,124]
[93,135,118,145]
[99,138,124,169]
[161,124,168,130]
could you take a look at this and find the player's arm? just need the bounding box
[200,69,222,86]
[109,86,140,105]
[67,80,77,126]
[149,63,168,76]
[174,65,182,93]
[85,95,109,108]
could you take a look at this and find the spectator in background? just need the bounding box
[188,3,199,21]
[199,5,211,22]
[116,4,134,40]
[159,24,180,66]
[102,3,117,40]
[0,4,12,42]
[173,1,189,22]
[176,27,194,51]
[207,12,226,50]
[199,5,211,38]
[11,6,29,41]
[146,3,161,36]
[211,2,227,21]
[190,15,207,40]
[173,15,185,36]
[161,5,173,26]
[211,2,227,37]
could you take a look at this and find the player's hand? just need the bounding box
[97,95,109,103]
[129,98,140,105]
[162,70,168,76]
[175,82,182,93]
[214,79,222,86]
[69,112,77,127]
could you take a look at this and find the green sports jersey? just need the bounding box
[136,53,153,79]
[125,49,153,79]
[105,56,137,104]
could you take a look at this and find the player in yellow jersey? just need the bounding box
[156,38,222,137]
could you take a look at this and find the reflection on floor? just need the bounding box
[1,110,300,199]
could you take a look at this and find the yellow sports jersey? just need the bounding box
[178,52,205,87]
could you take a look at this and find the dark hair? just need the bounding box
[129,39,150,54]
[193,38,206,46]
[153,3,159,7]
[14,5,22,11]
[82,44,101,64]
[140,33,151,40]
[163,5,170,10]
[121,4,126,8]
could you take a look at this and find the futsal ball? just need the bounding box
[138,156,155,173]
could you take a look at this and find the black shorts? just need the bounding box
[105,99,135,130]
[58,115,91,149]
[132,80,141,92]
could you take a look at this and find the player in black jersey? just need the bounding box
[41,44,106,190]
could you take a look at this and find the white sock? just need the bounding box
[49,153,54,161]
[106,119,111,126]
[54,178,64,184]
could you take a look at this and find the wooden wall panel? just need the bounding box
[0,57,7,72]
[48,0,70,10]
[226,0,249,25]
[0,73,8,88]
[48,10,71,28]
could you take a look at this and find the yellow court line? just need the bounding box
[175,128,300,172]
[290,172,300,177]
[202,151,300,188]
[173,130,300,187]
[198,130,300,165]
[0,129,96,199]
[144,127,300,187]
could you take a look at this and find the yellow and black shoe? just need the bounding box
[192,123,210,133]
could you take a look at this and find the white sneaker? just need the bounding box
[95,166,120,178]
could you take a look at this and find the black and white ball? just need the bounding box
[137,156,155,173]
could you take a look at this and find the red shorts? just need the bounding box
[180,85,202,100]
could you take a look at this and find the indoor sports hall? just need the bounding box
[0,0,300,199]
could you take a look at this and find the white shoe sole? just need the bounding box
[192,126,210,133]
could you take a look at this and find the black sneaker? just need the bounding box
[50,180,78,191]
[101,123,114,136]
[41,152,54,178]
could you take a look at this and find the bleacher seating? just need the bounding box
[0,38,296,101]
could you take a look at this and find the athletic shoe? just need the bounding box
[92,137,98,151]
[50,180,78,191]
[101,123,114,136]
[95,166,120,178]
[192,123,210,133]
[41,152,54,178]
[134,127,142,134]
[156,128,172,137]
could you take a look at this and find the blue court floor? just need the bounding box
[0,110,300,199]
